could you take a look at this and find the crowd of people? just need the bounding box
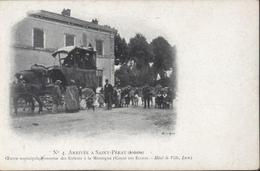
[51,79,175,113]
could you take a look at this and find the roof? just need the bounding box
[27,10,117,34]
[52,46,96,57]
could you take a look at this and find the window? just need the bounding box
[97,70,103,87]
[82,33,87,47]
[33,28,44,48]
[65,34,75,46]
[96,40,103,56]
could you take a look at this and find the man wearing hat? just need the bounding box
[104,79,113,110]
[142,84,152,109]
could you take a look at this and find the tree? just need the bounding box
[128,33,153,69]
[114,32,128,65]
[171,45,177,96]
[114,64,131,87]
[151,36,173,79]
[127,33,155,86]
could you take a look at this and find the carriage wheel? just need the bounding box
[13,94,42,115]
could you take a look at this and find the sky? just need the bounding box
[2,0,258,48]
[53,1,177,44]
[1,1,183,46]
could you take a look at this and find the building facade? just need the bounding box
[12,10,116,86]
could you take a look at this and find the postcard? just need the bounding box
[0,0,258,170]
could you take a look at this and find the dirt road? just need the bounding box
[11,106,176,138]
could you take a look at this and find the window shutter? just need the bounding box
[65,34,75,46]
[33,28,44,48]
[82,33,87,47]
[96,40,103,56]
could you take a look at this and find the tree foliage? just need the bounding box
[114,33,176,88]
[151,36,173,78]
[114,33,128,65]
[128,33,153,69]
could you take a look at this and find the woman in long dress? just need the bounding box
[65,80,79,113]
[52,80,62,113]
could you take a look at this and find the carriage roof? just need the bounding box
[52,46,96,58]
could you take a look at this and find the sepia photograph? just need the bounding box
[0,0,258,170]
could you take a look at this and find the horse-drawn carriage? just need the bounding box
[11,46,98,114]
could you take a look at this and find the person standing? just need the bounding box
[143,84,152,109]
[98,89,105,107]
[112,87,119,108]
[65,80,80,113]
[129,88,135,106]
[104,79,113,110]
[52,80,62,113]
[142,85,148,108]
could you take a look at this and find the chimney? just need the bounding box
[62,9,71,17]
